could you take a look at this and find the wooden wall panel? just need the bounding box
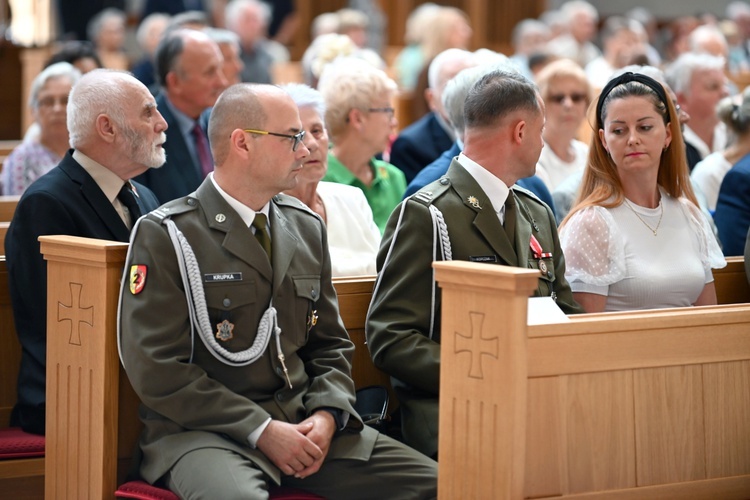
[289,0,548,60]
[525,376,564,498]
[703,360,750,478]
[565,370,636,493]
[633,366,706,486]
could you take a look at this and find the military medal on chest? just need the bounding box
[529,235,553,275]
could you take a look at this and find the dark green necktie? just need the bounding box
[504,192,516,249]
[252,213,272,259]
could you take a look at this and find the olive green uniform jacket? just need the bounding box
[119,179,377,485]
[366,160,583,457]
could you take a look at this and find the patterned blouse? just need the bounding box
[1,141,61,195]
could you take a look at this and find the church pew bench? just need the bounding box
[40,236,387,499]
[713,256,750,304]
[0,195,21,223]
[0,257,44,499]
[35,234,750,499]
[435,261,750,499]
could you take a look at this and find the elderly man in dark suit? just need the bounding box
[367,69,582,458]
[389,48,476,183]
[135,28,228,203]
[119,83,437,498]
[5,69,165,435]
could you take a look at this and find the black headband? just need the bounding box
[596,72,670,128]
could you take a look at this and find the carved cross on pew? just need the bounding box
[454,311,498,379]
[57,282,93,346]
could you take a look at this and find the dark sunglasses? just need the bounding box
[548,93,587,104]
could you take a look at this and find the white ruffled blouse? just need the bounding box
[560,191,726,311]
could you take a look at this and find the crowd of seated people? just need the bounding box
[3,2,750,497]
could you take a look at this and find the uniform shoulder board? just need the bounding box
[512,184,543,205]
[409,177,452,206]
[273,193,318,217]
[148,196,199,222]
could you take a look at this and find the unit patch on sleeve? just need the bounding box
[129,265,148,295]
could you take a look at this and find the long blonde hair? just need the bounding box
[562,77,696,227]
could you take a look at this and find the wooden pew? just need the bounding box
[435,261,750,499]
[0,140,21,158]
[0,195,21,223]
[38,234,750,499]
[40,235,387,499]
[0,257,45,499]
[714,256,750,304]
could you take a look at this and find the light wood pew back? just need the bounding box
[0,195,21,223]
[40,235,386,499]
[713,256,750,304]
[435,261,750,499]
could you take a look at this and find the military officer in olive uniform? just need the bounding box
[366,69,583,459]
[119,84,437,499]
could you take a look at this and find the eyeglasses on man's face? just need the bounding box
[243,129,306,151]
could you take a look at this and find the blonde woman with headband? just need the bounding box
[560,72,725,312]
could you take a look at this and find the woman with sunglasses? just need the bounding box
[534,59,591,195]
[559,72,725,313]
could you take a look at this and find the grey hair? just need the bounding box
[688,24,728,54]
[726,1,750,20]
[136,13,171,50]
[443,62,521,137]
[427,48,475,90]
[281,83,326,120]
[86,7,126,43]
[717,85,750,134]
[204,27,241,48]
[511,19,550,49]
[29,62,81,109]
[560,0,598,23]
[665,52,725,95]
[225,0,271,32]
[67,69,134,148]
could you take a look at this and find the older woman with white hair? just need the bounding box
[282,83,381,276]
[2,62,81,195]
[318,58,405,233]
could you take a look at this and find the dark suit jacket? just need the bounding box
[389,112,453,183]
[714,155,750,256]
[134,92,206,203]
[5,152,159,434]
[404,142,557,215]
[367,159,581,456]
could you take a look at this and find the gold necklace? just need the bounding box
[624,199,663,236]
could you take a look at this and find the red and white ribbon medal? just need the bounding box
[529,235,552,274]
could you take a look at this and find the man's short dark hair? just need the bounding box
[464,70,540,129]
[154,29,188,88]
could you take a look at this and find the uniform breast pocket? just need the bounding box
[528,258,556,298]
[292,275,321,346]
[203,281,258,348]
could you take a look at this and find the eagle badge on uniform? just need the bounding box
[129,265,147,295]
[216,319,235,341]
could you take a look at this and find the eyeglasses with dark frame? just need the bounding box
[243,129,306,151]
[548,93,587,105]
